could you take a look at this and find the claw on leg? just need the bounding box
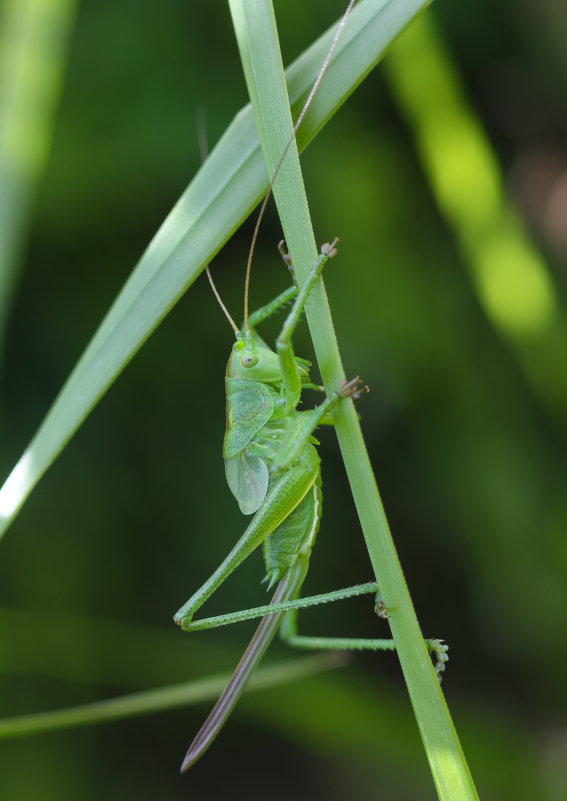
[278,239,293,275]
[336,376,369,402]
[426,639,449,680]
[279,237,342,278]
[375,595,389,619]
[320,238,341,260]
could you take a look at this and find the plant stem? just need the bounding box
[0,654,341,739]
[228,1,479,798]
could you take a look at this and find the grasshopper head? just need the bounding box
[226,336,282,381]
[227,332,311,383]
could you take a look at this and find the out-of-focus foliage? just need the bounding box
[1,1,566,799]
[0,0,77,361]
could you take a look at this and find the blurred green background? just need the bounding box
[1,0,567,799]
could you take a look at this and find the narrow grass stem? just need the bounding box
[228,2,479,799]
[0,654,342,739]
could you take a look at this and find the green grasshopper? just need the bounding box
[173,0,447,771]
[173,238,447,770]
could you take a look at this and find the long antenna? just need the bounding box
[197,108,241,335]
[243,0,357,333]
[206,268,240,334]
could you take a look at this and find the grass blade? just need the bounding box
[0,654,341,739]
[228,1,479,798]
[0,0,427,539]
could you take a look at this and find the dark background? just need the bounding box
[1,0,567,799]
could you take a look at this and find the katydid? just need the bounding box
[173,238,448,771]
[173,0,447,772]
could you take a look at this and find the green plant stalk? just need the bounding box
[0,0,433,540]
[0,653,340,739]
[0,608,546,797]
[228,1,478,799]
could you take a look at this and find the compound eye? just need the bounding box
[241,352,259,368]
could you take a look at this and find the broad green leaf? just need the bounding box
[0,0,430,538]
